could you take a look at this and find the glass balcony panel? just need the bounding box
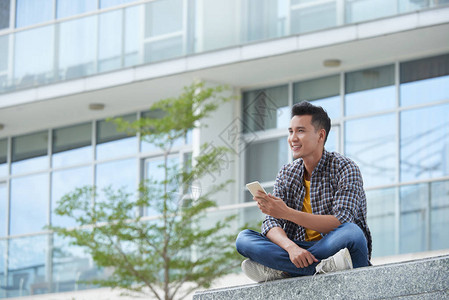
[242,85,289,133]
[400,104,449,182]
[100,0,137,9]
[345,0,398,23]
[366,187,397,257]
[10,173,49,235]
[245,137,289,184]
[0,138,6,177]
[59,16,97,80]
[16,0,53,28]
[98,10,123,73]
[290,2,336,34]
[52,123,92,168]
[7,235,49,297]
[400,183,428,253]
[14,25,55,89]
[57,0,97,19]
[400,54,449,107]
[11,131,48,175]
[0,0,10,30]
[430,180,449,251]
[0,34,7,72]
[51,166,92,228]
[144,0,183,38]
[0,182,6,237]
[144,36,183,63]
[124,5,142,67]
[345,113,396,187]
[345,65,395,116]
[398,0,431,13]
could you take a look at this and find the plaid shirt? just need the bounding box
[261,149,372,259]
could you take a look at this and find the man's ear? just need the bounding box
[319,128,326,142]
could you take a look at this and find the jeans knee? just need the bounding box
[235,229,253,255]
[340,223,366,247]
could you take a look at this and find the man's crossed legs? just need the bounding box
[236,223,370,281]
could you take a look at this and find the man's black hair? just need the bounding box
[291,101,331,144]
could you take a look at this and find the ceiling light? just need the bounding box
[323,59,341,67]
[89,103,105,111]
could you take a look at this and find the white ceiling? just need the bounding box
[0,22,449,139]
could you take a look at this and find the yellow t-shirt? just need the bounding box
[302,178,322,241]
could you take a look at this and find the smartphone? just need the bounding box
[246,181,268,197]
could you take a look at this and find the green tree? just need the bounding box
[51,82,244,300]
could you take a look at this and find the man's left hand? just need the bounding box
[254,191,290,218]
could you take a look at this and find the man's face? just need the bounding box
[288,115,324,160]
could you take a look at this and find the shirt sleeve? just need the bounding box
[261,164,287,236]
[332,160,364,224]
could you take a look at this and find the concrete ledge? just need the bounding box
[194,255,449,300]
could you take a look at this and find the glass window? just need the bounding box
[0,34,8,73]
[345,65,395,116]
[366,187,397,257]
[400,104,449,182]
[96,114,137,160]
[14,25,55,88]
[52,123,92,168]
[400,54,449,107]
[293,75,340,120]
[144,36,183,63]
[245,137,289,184]
[430,180,449,250]
[144,0,183,38]
[98,10,123,72]
[16,0,53,27]
[10,173,49,235]
[57,0,96,19]
[345,0,397,23]
[51,166,92,228]
[291,2,336,34]
[242,85,289,133]
[124,5,141,67]
[96,158,137,201]
[100,0,136,9]
[8,235,48,297]
[400,183,428,253]
[326,126,338,153]
[11,131,48,175]
[145,155,179,216]
[0,0,10,29]
[345,113,396,187]
[0,182,6,236]
[59,15,97,80]
[0,239,4,286]
[0,138,7,177]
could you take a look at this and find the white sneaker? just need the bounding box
[315,248,353,274]
[241,259,287,282]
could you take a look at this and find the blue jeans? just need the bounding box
[236,223,370,276]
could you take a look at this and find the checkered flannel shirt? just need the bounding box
[261,149,372,259]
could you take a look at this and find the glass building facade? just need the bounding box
[0,0,449,298]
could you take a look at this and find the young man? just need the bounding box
[236,101,372,282]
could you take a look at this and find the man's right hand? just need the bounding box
[285,244,318,268]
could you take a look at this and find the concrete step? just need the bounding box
[193,255,449,300]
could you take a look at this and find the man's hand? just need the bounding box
[285,244,318,268]
[254,191,290,219]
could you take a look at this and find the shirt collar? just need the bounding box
[313,148,328,175]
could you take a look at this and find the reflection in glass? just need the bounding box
[57,0,96,19]
[400,104,449,182]
[0,182,6,237]
[345,114,396,187]
[11,131,48,175]
[96,114,137,160]
[10,173,49,235]
[430,180,449,250]
[14,25,54,87]
[52,166,92,228]
[144,0,183,38]
[144,36,183,63]
[16,0,53,27]
[52,123,92,168]
[291,2,336,34]
[7,235,48,297]
[293,75,340,120]
[400,184,428,253]
[243,85,289,133]
[59,16,97,80]
[0,138,6,177]
[124,5,141,67]
[366,187,396,257]
[345,65,395,116]
[96,158,137,201]
[0,0,10,29]
[345,0,397,23]
[98,10,122,72]
[245,137,288,184]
